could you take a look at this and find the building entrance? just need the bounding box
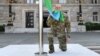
[43,12,49,28]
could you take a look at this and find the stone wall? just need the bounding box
[0,5,9,25]
[0,0,100,32]
[12,5,39,28]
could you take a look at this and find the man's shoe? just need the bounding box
[61,49,66,52]
[49,50,54,54]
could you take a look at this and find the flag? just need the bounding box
[49,10,60,21]
[43,0,52,12]
[60,12,64,22]
[44,0,64,22]
[44,0,60,21]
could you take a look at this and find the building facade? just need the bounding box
[0,0,100,33]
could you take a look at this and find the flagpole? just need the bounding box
[39,0,44,55]
[35,0,47,56]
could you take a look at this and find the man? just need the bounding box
[47,4,71,53]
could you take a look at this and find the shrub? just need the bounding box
[0,25,5,32]
[85,22,100,31]
[78,22,84,25]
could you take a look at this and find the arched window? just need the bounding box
[93,12,98,21]
[91,0,98,4]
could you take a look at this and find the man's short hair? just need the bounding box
[54,4,61,9]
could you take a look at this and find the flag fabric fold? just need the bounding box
[49,10,60,21]
[44,0,64,22]
[43,0,52,12]
[60,12,64,22]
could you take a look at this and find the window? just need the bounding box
[59,0,66,4]
[27,0,34,4]
[26,11,34,28]
[93,12,98,21]
[91,0,98,4]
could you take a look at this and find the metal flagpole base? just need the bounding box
[35,52,48,56]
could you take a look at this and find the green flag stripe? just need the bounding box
[60,12,64,22]
[44,0,52,11]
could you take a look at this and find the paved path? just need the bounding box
[0,32,100,48]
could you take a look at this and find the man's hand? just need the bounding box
[67,35,70,38]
